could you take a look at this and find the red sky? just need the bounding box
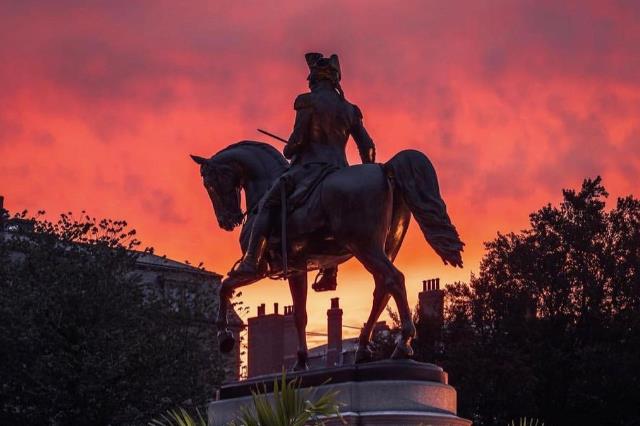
[2,1,639,346]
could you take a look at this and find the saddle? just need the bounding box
[264,163,343,278]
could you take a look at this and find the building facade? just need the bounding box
[246,282,447,376]
[135,253,243,381]
[1,196,243,382]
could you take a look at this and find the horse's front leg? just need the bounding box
[216,281,237,353]
[288,272,309,371]
[217,274,258,354]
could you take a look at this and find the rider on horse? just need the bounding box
[224,52,376,288]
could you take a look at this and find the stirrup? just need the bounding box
[227,257,258,278]
[228,258,243,273]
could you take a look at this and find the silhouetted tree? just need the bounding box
[0,212,227,425]
[439,177,640,425]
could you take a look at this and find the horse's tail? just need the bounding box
[384,149,464,267]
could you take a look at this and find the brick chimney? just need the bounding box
[282,305,298,369]
[417,278,445,356]
[248,302,284,377]
[418,278,445,325]
[326,297,343,367]
[247,302,300,377]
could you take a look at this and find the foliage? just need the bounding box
[231,371,343,426]
[436,177,640,425]
[149,372,343,426]
[149,407,207,426]
[0,211,228,425]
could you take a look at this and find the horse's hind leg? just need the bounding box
[288,272,309,371]
[356,282,390,363]
[352,248,416,361]
[387,266,416,359]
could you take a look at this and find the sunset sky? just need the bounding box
[2,1,639,346]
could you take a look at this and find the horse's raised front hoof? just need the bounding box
[293,350,309,372]
[390,341,414,360]
[355,346,374,364]
[217,329,236,354]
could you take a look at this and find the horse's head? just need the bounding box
[191,142,288,231]
[191,154,244,231]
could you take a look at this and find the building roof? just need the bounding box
[307,337,360,358]
[135,252,223,278]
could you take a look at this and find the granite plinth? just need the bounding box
[208,360,471,426]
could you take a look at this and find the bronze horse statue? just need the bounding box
[192,141,463,369]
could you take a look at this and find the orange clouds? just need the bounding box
[2,0,639,340]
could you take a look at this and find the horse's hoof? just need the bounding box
[355,346,374,364]
[293,350,309,371]
[217,330,236,354]
[390,341,414,360]
[293,360,309,371]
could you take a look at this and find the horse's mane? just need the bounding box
[215,141,288,171]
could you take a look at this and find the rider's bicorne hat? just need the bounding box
[305,52,341,83]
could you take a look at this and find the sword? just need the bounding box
[257,128,288,144]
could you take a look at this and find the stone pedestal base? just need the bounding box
[208,360,471,426]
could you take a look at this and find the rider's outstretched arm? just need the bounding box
[351,105,376,164]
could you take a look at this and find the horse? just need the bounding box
[191,141,463,369]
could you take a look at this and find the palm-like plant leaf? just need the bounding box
[231,371,343,426]
[148,407,207,426]
[509,418,544,426]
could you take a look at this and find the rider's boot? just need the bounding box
[224,208,271,286]
[312,267,338,292]
[224,237,267,286]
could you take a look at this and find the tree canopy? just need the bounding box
[438,177,640,425]
[0,212,228,425]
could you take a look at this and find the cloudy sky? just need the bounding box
[2,0,639,344]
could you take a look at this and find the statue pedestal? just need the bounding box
[208,360,471,425]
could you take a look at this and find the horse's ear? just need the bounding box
[190,155,208,165]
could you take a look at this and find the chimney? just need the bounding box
[417,278,445,356]
[282,305,298,369]
[248,301,288,378]
[418,278,445,322]
[326,297,343,367]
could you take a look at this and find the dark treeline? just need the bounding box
[0,212,227,425]
[409,177,640,425]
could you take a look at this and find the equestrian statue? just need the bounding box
[191,52,464,370]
